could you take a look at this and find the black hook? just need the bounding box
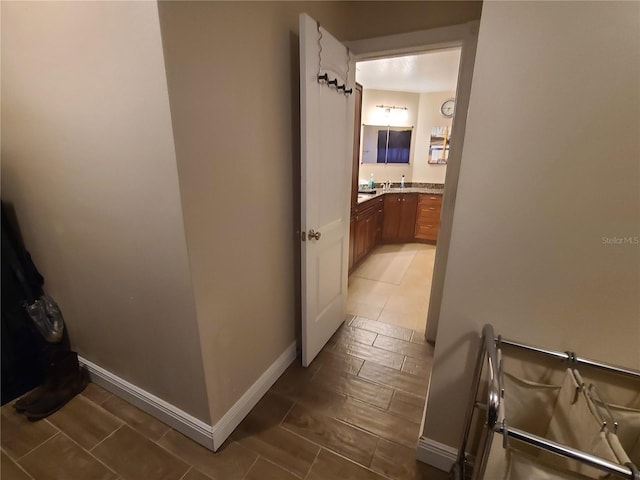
[344,88,353,95]
[327,78,338,87]
[337,84,346,92]
[317,73,329,83]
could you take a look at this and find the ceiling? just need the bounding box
[355,48,461,93]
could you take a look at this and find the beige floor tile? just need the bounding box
[0,405,58,459]
[92,426,188,480]
[383,294,428,316]
[348,276,398,296]
[352,250,415,285]
[47,395,122,450]
[377,310,426,332]
[346,300,382,321]
[348,242,435,332]
[346,290,390,309]
[19,434,118,480]
[101,395,170,441]
[1,450,33,480]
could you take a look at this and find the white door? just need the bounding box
[300,13,355,366]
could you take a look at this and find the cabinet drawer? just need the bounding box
[416,209,440,224]
[357,198,379,217]
[415,223,439,241]
[418,194,442,207]
[416,204,440,218]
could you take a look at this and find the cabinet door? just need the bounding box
[354,215,368,263]
[375,201,384,244]
[382,194,402,242]
[398,194,418,241]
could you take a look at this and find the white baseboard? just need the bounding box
[416,436,458,472]
[78,341,297,452]
[79,355,214,449]
[210,341,297,450]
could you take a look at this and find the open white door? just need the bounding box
[300,13,355,366]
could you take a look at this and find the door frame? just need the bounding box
[346,20,480,345]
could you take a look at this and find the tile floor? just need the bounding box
[1,315,446,480]
[348,243,436,332]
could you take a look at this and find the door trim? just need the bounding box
[346,20,480,344]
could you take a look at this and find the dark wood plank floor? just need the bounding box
[1,315,448,480]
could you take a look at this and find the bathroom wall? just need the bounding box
[413,91,456,184]
[359,89,420,185]
[358,89,455,185]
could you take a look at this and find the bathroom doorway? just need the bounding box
[347,47,462,336]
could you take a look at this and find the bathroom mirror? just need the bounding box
[361,124,413,164]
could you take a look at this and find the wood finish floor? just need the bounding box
[1,316,447,480]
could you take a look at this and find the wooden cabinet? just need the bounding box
[349,196,383,272]
[415,194,443,242]
[382,193,418,243]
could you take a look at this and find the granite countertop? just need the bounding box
[356,186,444,204]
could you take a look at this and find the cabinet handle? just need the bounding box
[429,207,435,210]
[430,196,437,200]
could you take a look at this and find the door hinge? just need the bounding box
[300,231,306,241]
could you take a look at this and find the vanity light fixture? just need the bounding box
[376,104,408,121]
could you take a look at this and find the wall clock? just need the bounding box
[440,98,455,118]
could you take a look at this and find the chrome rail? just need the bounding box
[453,324,639,480]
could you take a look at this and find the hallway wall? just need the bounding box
[1,1,210,422]
[422,0,640,450]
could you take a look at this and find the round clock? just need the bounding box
[440,98,455,118]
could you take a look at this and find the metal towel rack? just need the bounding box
[453,324,640,480]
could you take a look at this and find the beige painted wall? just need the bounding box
[413,91,455,184]
[358,90,455,185]
[359,89,420,184]
[156,1,482,424]
[157,1,350,424]
[422,0,640,450]
[1,1,210,422]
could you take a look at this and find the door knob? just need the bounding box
[308,229,322,240]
